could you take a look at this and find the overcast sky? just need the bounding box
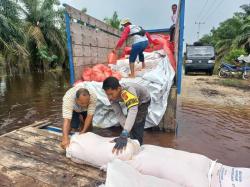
[60,0,249,44]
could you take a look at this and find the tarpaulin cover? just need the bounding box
[75,50,175,128]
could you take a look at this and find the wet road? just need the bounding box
[0,72,249,167]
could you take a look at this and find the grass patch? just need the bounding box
[216,78,250,91]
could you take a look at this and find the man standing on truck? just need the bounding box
[170,4,177,42]
[60,85,97,149]
[113,18,153,78]
[102,76,151,154]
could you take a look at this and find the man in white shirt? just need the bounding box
[170,4,177,42]
[60,86,97,149]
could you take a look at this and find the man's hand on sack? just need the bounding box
[111,130,129,155]
[61,137,70,149]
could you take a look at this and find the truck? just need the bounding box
[184,44,215,75]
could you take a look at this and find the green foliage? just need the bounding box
[199,34,214,45]
[0,0,66,74]
[37,46,58,63]
[199,4,250,59]
[0,0,28,56]
[21,0,66,70]
[104,11,121,29]
[224,48,247,63]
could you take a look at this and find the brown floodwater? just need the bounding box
[0,71,249,167]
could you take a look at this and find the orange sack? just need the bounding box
[81,64,122,82]
[108,52,118,64]
[82,67,92,81]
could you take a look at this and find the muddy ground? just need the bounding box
[180,75,250,106]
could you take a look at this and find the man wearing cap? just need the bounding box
[113,19,153,78]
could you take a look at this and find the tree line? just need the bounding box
[0,0,121,75]
[199,4,250,63]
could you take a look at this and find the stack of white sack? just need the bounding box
[127,145,250,187]
[127,145,212,187]
[66,132,140,167]
[66,133,250,187]
[100,159,182,187]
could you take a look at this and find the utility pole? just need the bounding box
[195,22,205,41]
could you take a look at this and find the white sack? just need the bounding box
[128,145,212,187]
[210,162,250,187]
[102,159,182,187]
[66,132,140,167]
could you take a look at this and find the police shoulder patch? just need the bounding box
[121,90,139,109]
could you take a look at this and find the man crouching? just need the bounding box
[61,86,97,149]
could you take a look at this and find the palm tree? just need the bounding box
[0,0,28,74]
[233,4,250,53]
[104,11,121,29]
[213,17,242,58]
[20,0,66,71]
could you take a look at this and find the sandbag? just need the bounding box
[111,71,122,80]
[127,145,212,187]
[210,162,250,187]
[93,64,109,72]
[102,159,182,187]
[66,132,140,167]
[91,69,105,82]
[82,67,92,81]
[103,68,112,78]
[108,52,118,64]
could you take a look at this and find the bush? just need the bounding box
[224,48,247,63]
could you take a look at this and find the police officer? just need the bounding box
[102,77,151,154]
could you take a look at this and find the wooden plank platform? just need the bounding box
[0,121,105,187]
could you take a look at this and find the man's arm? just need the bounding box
[115,26,130,50]
[111,102,126,127]
[124,105,138,132]
[145,32,154,45]
[61,118,71,149]
[80,114,93,133]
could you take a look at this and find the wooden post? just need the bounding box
[159,86,177,132]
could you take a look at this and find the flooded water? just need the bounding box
[0,72,250,167]
[0,72,70,134]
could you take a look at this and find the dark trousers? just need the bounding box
[130,101,150,145]
[170,24,175,42]
[71,111,87,129]
[129,40,149,63]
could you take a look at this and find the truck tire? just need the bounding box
[242,71,249,80]
[208,70,213,76]
[218,68,228,78]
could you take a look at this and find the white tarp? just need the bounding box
[76,51,175,128]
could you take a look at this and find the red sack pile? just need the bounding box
[82,64,122,82]
[117,33,176,70]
